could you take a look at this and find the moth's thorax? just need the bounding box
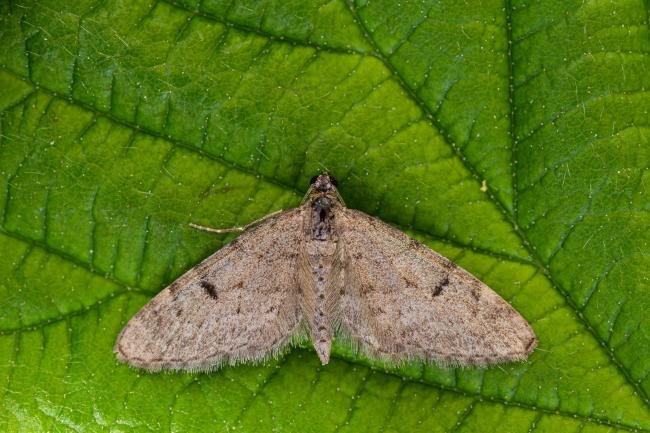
[305,172,342,237]
[311,196,335,241]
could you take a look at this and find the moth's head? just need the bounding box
[310,172,338,193]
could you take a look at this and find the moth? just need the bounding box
[115,173,537,371]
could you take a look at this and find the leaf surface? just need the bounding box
[0,0,648,431]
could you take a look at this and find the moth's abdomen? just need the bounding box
[305,240,337,364]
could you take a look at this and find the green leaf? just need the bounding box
[0,0,648,431]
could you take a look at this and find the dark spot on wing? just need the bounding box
[432,276,449,297]
[175,309,183,317]
[200,280,218,300]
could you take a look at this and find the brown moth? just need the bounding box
[115,173,537,371]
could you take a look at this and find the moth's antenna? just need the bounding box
[189,209,284,233]
[334,189,346,206]
[300,185,315,205]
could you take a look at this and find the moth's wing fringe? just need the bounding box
[117,324,536,373]
[118,328,312,373]
[332,322,537,370]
